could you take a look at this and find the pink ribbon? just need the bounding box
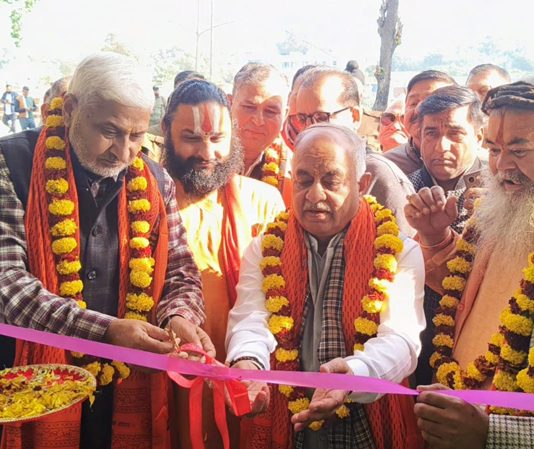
[0,323,532,411]
[167,343,250,449]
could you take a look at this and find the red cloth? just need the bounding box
[242,200,423,449]
[220,175,248,307]
[2,128,172,449]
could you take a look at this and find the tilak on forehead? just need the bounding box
[192,103,224,137]
[494,108,506,145]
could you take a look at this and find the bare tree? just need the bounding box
[373,0,403,111]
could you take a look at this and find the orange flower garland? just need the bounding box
[261,139,285,188]
[261,196,404,430]
[431,217,534,414]
[44,98,156,387]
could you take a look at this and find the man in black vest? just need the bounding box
[0,52,212,449]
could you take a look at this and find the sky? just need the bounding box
[0,0,533,94]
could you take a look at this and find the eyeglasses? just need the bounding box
[380,112,404,126]
[294,107,352,127]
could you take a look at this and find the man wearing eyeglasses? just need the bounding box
[378,95,409,152]
[292,67,416,236]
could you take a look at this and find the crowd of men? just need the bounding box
[0,53,532,449]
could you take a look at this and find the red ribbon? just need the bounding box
[167,344,251,449]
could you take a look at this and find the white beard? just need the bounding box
[475,171,534,263]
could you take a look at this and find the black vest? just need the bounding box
[0,129,169,448]
[0,129,167,359]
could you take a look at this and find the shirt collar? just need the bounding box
[244,151,265,177]
[425,155,484,191]
[304,230,346,254]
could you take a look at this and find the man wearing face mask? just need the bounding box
[383,70,457,176]
[281,64,317,150]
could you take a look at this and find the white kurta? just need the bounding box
[225,232,426,401]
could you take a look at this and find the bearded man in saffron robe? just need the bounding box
[407,82,534,448]
[163,78,285,449]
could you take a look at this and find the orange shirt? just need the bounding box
[173,176,284,449]
[422,233,524,384]
[175,175,285,359]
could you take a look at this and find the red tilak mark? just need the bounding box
[200,104,213,134]
[495,109,506,146]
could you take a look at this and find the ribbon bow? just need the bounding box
[167,344,251,449]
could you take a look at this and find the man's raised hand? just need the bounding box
[404,186,458,246]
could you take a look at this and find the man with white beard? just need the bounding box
[405,81,534,448]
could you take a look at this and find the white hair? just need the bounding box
[475,170,534,263]
[68,52,153,111]
[293,123,367,180]
[232,62,289,98]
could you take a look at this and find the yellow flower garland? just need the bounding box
[431,216,534,413]
[260,140,285,188]
[261,196,403,430]
[43,97,158,387]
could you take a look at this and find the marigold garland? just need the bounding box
[51,219,77,237]
[260,140,285,188]
[43,97,158,387]
[431,215,534,415]
[45,178,69,195]
[49,199,75,216]
[131,220,151,234]
[261,196,403,430]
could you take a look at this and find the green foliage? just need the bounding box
[1,0,38,47]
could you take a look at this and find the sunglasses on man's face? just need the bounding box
[380,112,404,126]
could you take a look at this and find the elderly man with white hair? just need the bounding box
[0,52,211,449]
[406,81,534,448]
[226,123,425,449]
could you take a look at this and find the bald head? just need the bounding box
[300,68,360,106]
[291,123,369,246]
[293,123,366,180]
[295,68,361,134]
